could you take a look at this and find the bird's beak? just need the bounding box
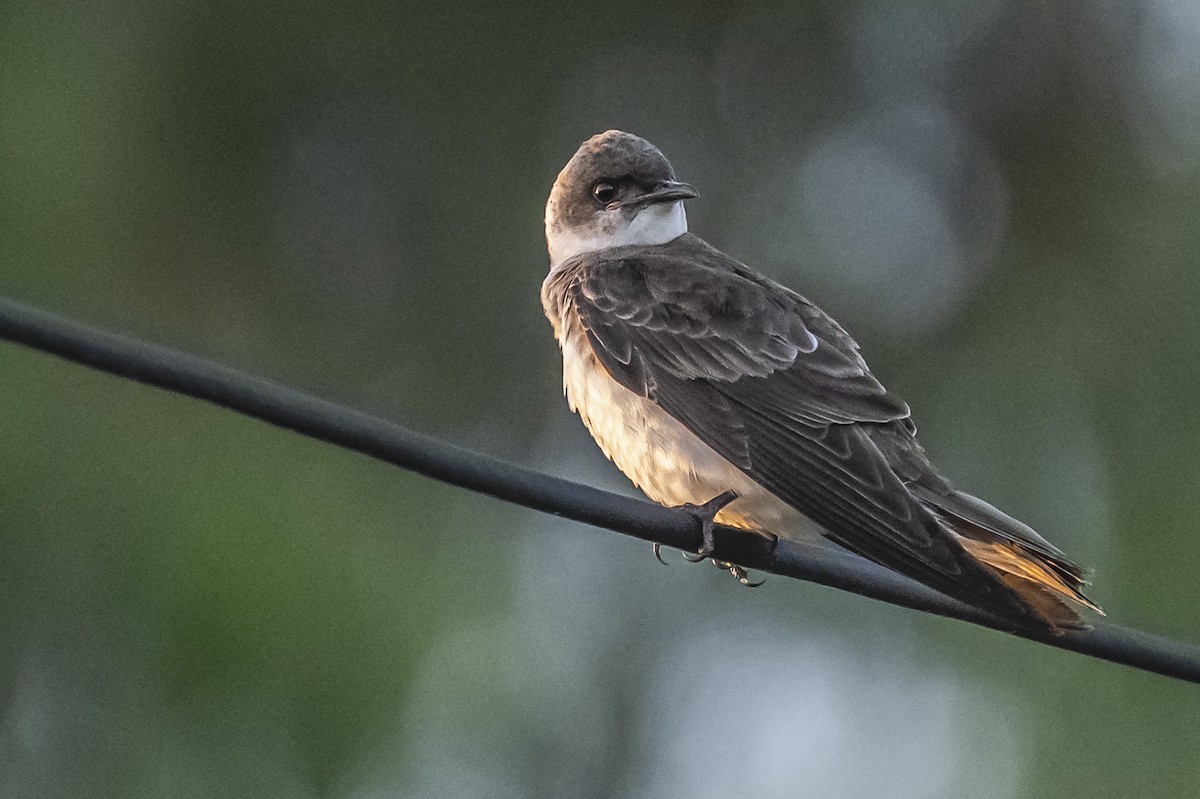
[608,180,698,211]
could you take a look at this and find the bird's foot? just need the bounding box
[651,491,763,585]
[712,559,765,587]
[662,489,763,583]
[678,489,739,561]
[652,489,736,565]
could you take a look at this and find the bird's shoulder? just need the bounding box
[568,235,867,363]
[551,233,911,427]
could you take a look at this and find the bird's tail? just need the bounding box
[914,486,1103,632]
[955,536,1102,631]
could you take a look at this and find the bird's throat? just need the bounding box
[547,202,688,264]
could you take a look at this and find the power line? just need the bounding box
[1,295,1197,683]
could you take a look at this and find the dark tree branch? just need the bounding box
[1,295,1198,683]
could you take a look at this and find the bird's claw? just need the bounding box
[706,557,765,587]
[651,491,763,586]
[726,561,765,587]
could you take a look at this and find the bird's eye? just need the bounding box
[591,181,617,206]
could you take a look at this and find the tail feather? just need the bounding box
[915,486,1103,632]
[958,537,1102,623]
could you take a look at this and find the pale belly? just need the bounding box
[559,330,818,539]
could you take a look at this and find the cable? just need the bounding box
[1,295,1197,683]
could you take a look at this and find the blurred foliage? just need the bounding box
[2,0,1200,797]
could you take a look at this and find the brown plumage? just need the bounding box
[543,131,1101,633]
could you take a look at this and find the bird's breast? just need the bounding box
[553,318,812,537]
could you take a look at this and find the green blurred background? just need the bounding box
[3,1,1200,796]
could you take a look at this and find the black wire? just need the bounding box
[1,295,1198,684]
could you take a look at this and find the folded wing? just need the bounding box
[566,235,1092,629]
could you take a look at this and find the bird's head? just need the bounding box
[545,130,697,265]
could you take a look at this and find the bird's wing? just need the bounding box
[565,238,1041,623]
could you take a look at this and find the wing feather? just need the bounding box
[565,234,1045,624]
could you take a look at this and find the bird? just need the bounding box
[540,129,1101,633]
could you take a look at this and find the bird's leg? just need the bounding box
[678,489,739,561]
[652,491,765,586]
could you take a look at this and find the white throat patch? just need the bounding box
[547,202,688,265]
